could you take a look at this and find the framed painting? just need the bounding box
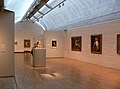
[71,36,82,51]
[117,34,120,55]
[91,34,102,54]
[24,39,30,48]
[51,39,57,48]
[14,41,17,45]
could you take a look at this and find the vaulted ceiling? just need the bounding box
[4,0,120,30]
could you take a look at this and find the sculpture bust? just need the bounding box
[37,40,42,48]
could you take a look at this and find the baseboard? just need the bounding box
[15,51,31,53]
[0,75,15,78]
[14,52,24,53]
[46,57,64,59]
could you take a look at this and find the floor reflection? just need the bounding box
[15,53,120,89]
[24,52,32,65]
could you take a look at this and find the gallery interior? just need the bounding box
[0,0,120,89]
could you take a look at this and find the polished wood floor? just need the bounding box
[1,53,120,89]
[0,77,17,89]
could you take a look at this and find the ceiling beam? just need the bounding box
[33,0,66,23]
[37,10,44,15]
[21,0,49,21]
[45,4,52,9]
[27,0,49,19]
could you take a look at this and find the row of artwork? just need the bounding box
[14,39,57,48]
[71,34,120,54]
[14,39,31,48]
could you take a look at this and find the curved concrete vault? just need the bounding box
[5,0,120,30]
[39,0,120,30]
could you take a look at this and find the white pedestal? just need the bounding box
[33,48,46,67]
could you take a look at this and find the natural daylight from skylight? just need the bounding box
[4,0,34,23]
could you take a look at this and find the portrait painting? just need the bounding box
[91,34,102,54]
[117,34,120,55]
[71,36,82,51]
[52,39,57,48]
[24,39,30,48]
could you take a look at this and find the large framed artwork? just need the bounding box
[51,39,57,48]
[91,34,102,54]
[117,34,120,55]
[24,39,30,48]
[71,36,82,51]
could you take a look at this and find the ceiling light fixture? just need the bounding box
[62,2,64,6]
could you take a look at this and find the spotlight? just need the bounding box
[62,3,64,6]
[59,4,61,8]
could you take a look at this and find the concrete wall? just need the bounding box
[15,20,44,52]
[45,31,65,58]
[0,10,14,77]
[65,20,120,69]
[40,0,120,31]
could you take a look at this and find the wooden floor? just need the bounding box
[1,53,120,89]
[0,77,17,89]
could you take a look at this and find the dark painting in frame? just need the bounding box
[117,34,120,55]
[14,41,17,45]
[71,36,82,51]
[24,39,30,48]
[51,39,57,48]
[91,34,102,54]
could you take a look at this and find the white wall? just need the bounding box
[15,22,65,57]
[14,18,120,69]
[15,20,44,52]
[0,10,14,77]
[45,31,65,58]
[65,20,120,69]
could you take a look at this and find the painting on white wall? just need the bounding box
[14,41,17,45]
[117,34,120,55]
[24,39,30,48]
[71,36,82,51]
[51,39,57,48]
[91,34,102,54]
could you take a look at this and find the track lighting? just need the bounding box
[58,2,65,8]
[59,4,61,8]
[62,2,64,6]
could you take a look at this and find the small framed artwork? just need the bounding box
[51,39,57,48]
[14,41,17,45]
[24,39,30,48]
[71,36,82,51]
[117,34,120,55]
[91,34,102,54]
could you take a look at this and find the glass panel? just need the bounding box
[47,0,62,8]
[5,0,34,22]
[4,0,12,6]
[39,5,51,14]
[34,12,42,18]
[30,16,35,21]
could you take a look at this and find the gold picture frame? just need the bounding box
[91,34,102,54]
[24,39,30,48]
[71,36,82,51]
[14,41,17,45]
[117,34,120,55]
[51,39,57,48]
